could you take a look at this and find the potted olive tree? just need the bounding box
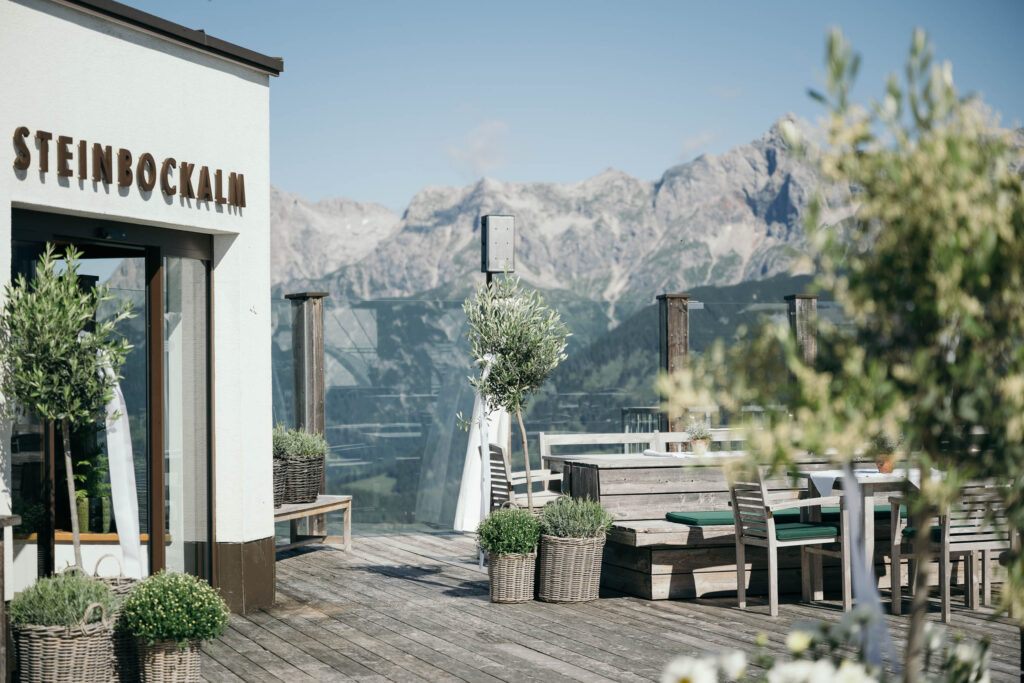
[119,571,229,682]
[477,507,541,603]
[8,570,117,682]
[463,276,569,511]
[0,243,132,569]
[536,497,613,603]
[273,424,328,504]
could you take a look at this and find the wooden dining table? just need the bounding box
[798,468,918,578]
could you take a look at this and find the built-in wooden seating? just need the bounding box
[539,431,905,600]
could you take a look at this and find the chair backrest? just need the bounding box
[945,481,1009,550]
[487,443,514,511]
[729,471,774,542]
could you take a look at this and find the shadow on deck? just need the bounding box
[200,532,1022,682]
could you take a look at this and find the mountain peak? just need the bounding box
[271,119,843,319]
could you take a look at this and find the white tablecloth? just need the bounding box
[808,467,938,496]
[642,449,744,459]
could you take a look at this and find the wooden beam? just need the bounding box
[657,293,690,434]
[285,293,330,538]
[785,294,818,364]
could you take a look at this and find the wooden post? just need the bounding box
[785,294,818,364]
[657,293,690,434]
[285,292,329,539]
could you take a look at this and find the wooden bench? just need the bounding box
[274,495,352,553]
[539,432,909,600]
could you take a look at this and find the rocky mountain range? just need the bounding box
[271,115,842,332]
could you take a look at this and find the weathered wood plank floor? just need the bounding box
[200,532,1022,682]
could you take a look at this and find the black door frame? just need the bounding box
[10,208,214,581]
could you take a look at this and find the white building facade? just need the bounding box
[0,0,281,612]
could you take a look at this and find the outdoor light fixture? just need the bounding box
[100,227,128,241]
[481,215,515,282]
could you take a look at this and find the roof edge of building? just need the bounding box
[56,0,284,76]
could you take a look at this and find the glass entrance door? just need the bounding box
[9,243,151,574]
[9,211,213,582]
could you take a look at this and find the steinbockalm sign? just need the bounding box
[12,126,246,208]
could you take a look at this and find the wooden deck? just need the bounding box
[200,532,1022,682]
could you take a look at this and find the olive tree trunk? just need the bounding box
[515,409,534,512]
[61,418,83,569]
[903,449,934,683]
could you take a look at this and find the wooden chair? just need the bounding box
[730,470,852,617]
[487,443,562,512]
[890,482,1011,623]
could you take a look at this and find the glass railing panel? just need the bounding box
[269,283,855,536]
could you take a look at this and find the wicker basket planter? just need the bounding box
[137,639,202,683]
[94,554,139,599]
[13,603,114,683]
[488,551,537,603]
[280,455,325,504]
[93,555,141,681]
[537,534,605,603]
[273,458,286,507]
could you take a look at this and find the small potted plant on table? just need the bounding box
[477,507,541,603]
[119,571,229,682]
[686,418,712,455]
[8,571,117,682]
[872,431,903,474]
[536,497,614,603]
[273,424,328,504]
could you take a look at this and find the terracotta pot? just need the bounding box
[691,439,709,455]
[875,453,895,474]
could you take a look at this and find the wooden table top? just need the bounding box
[543,452,745,469]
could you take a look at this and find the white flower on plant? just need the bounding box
[922,622,944,654]
[661,656,717,683]
[954,642,980,664]
[883,94,898,118]
[779,119,802,149]
[785,629,815,655]
[718,651,747,681]
[809,659,839,681]
[835,660,877,683]
[767,659,836,683]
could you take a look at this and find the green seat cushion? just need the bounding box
[666,508,804,526]
[666,510,735,526]
[901,525,942,543]
[775,522,841,541]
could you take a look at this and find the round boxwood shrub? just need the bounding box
[119,571,228,646]
[538,497,614,539]
[477,508,541,555]
[9,571,116,627]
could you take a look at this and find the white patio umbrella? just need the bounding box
[452,355,509,565]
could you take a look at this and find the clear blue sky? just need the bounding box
[129,1,1024,213]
